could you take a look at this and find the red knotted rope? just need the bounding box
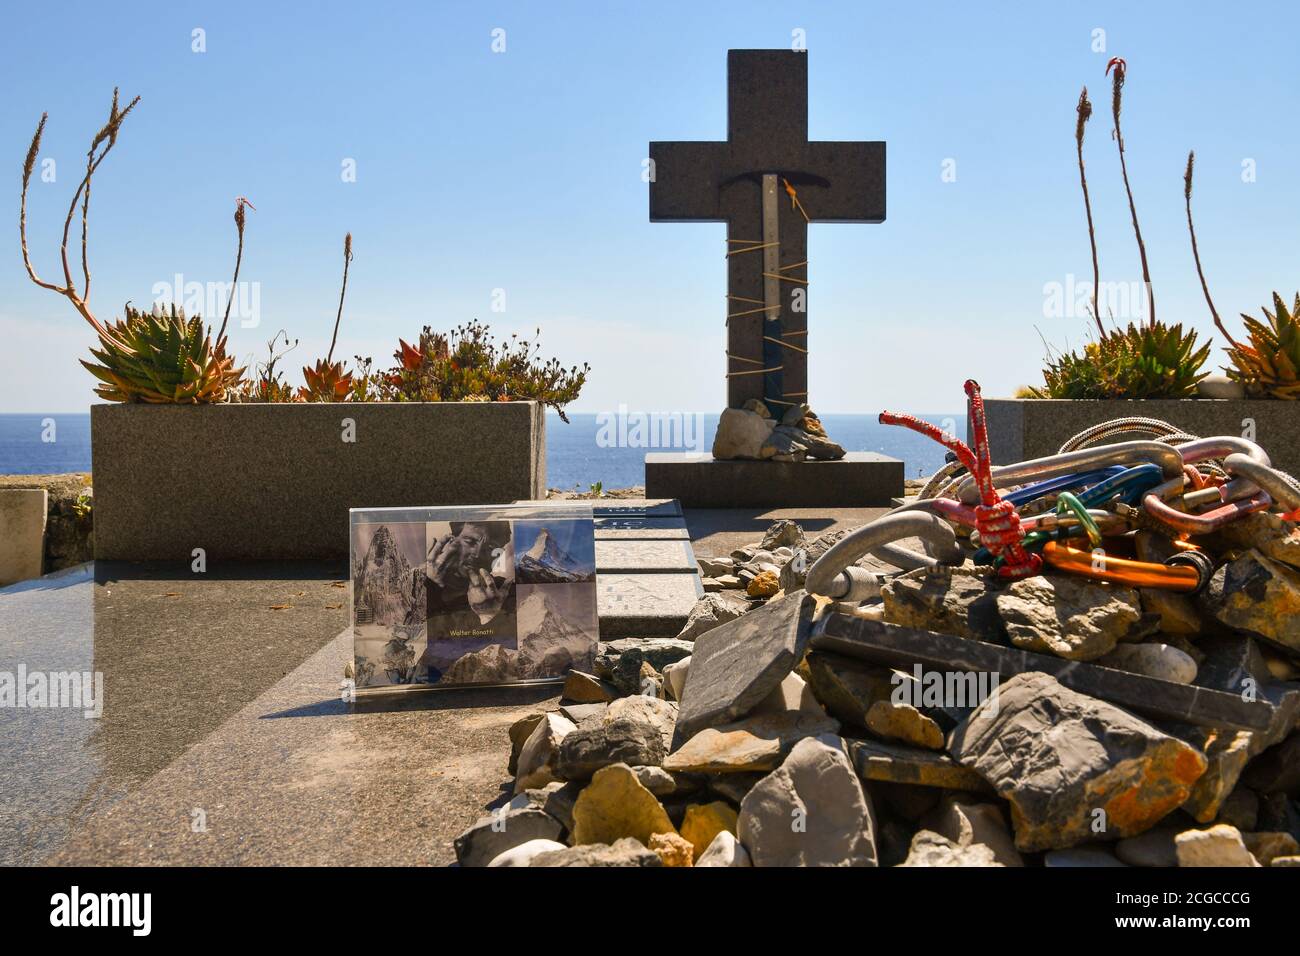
[880,379,1041,579]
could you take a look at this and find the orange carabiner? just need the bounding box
[1041,541,1202,592]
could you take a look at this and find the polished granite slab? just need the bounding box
[0,560,357,864]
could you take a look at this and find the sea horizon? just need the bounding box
[0,410,965,489]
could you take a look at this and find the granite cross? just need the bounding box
[649,49,885,411]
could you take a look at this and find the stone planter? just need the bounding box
[981,399,1300,476]
[91,401,546,560]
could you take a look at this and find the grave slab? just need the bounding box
[814,615,1278,733]
[646,452,904,507]
[597,573,704,639]
[0,488,47,586]
[594,539,697,573]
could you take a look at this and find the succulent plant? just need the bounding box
[82,304,245,403]
[1034,321,1209,400]
[1223,293,1300,399]
[300,359,354,402]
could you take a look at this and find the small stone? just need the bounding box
[847,737,992,792]
[486,838,567,867]
[523,780,582,831]
[514,712,576,793]
[648,831,694,867]
[760,519,805,551]
[562,670,618,703]
[899,830,1004,867]
[554,717,666,780]
[454,806,566,867]
[604,695,678,751]
[1044,847,1128,867]
[697,555,735,577]
[603,637,695,671]
[1115,826,1180,867]
[948,672,1207,851]
[738,736,878,867]
[712,406,776,460]
[633,765,678,796]
[663,656,690,701]
[805,652,894,727]
[570,763,677,847]
[1099,643,1198,684]
[695,830,752,867]
[754,671,826,717]
[530,837,663,867]
[1197,373,1246,399]
[675,594,746,643]
[746,570,780,598]
[865,700,944,750]
[679,801,739,859]
[1175,824,1261,867]
[997,575,1146,661]
[711,574,743,590]
[1199,550,1300,654]
[508,712,546,775]
[1177,727,1254,823]
[919,795,1023,866]
[881,571,1003,642]
[557,702,606,724]
[1242,831,1300,865]
[664,711,840,774]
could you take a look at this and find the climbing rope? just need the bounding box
[721,183,809,408]
[881,380,1041,579]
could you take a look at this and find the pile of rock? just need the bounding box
[711,401,845,462]
[455,519,1300,867]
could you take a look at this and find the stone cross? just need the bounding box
[650,49,886,411]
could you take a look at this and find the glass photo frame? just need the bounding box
[349,504,598,691]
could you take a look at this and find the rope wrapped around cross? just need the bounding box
[880,379,1042,579]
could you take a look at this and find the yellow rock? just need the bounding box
[865,700,945,750]
[571,763,677,847]
[648,831,695,867]
[680,801,739,859]
[747,570,780,598]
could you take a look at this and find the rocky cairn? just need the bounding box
[456,518,1300,868]
[711,401,845,462]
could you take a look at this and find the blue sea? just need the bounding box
[0,411,964,488]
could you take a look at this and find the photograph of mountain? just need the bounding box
[513,520,596,584]
[513,583,598,679]
[351,521,430,687]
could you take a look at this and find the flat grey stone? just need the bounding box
[675,590,816,739]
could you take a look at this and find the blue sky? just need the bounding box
[2,1,1297,414]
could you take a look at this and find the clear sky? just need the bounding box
[2,1,1297,414]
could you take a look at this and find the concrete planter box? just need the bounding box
[981,399,1300,475]
[92,401,545,560]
